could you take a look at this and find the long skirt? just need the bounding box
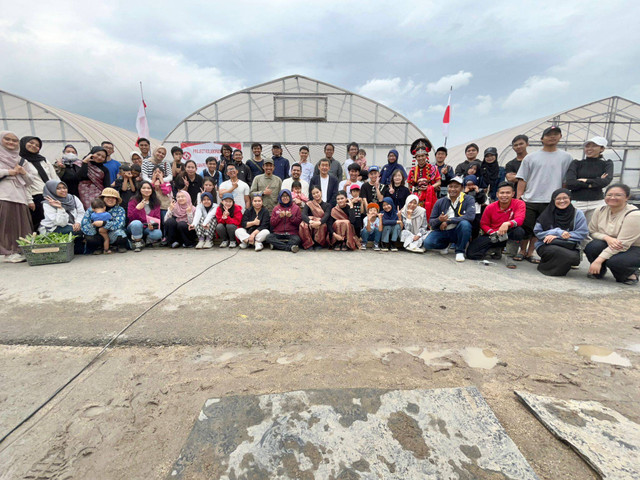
[537,244,580,276]
[0,200,33,255]
[299,222,328,249]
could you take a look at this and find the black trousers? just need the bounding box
[266,233,301,251]
[30,193,45,232]
[466,227,525,260]
[85,234,128,254]
[537,244,580,276]
[585,240,640,282]
[165,217,197,246]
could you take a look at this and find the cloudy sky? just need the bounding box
[2,0,638,148]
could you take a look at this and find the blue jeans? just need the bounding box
[128,220,163,242]
[361,228,382,244]
[423,220,472,254]
[53,225,85,254]
[381,224,401,243]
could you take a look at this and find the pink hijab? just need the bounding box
[172,190,193,222]
[0,131,26,186]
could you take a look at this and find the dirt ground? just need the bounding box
[0,250,638,479]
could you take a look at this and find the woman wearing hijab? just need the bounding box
[299,185,331,250]
[39,180,85,253]
[215,192,242,248]
[0,131,37,262]
[141,146,172,183]
[328,190,361,251]
[20,136,59,231]
[80,187,128,254]
[534,188,588,276]
[380,196,402,251]
[477,147,504,201]
[164,190,196,248]
[400,194,428,253]
[379,149,407,185]
[54,144,82,196]
[77,146,110,209]
[266,189,302,252]
[191,191,218,249]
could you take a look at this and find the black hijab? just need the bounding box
[481,158,500,184]
[538,188,576,231]
[20,136,49,182]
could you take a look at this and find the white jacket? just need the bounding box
[191,202,218,227]
[39,196,85,233]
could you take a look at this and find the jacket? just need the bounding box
[308,174,339,206]
[241,207,271,233]
[127,198,162,224]
[480,198,526,234]
[215,204,243,226]
[81,205,127,236]
[429,194,476,229]
[534,210,589,249]
[191,202,218,227]
[270,193,302,235]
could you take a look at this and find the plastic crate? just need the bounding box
[19,242,74,266]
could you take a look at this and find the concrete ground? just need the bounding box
[0,247,638,479]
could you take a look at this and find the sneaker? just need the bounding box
[203,240,213,249]
[290,245,299,253]
[229,241,237,248]
[4,253,26,263]
[373,243,380,251]
[145,237,155,246]
[390,246,398,252]
[195,239,205,249]
[407,245,423,253]
[360,244,367,250]
[239,242,248,249]
[133,240,144,253]
[440,248,449,255]
[171,241,180,249]
[455,253,465,262]
[270,244,274,250]
[255,242,264,251]
[220,240,229,248]
[380,245,389,252]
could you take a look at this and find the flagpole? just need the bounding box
[443,85,452,147]
[139,81,146,112]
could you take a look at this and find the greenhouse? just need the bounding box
[447,96,640,192]
[0,89,159,163]
[163,75,427,167]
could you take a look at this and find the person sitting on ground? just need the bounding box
[215,192,242,248]
[80,187,128,254]
[114,163,138,215]
[250,158,283,212]
[142,146,172,183]
[192,192,217,249]
[91,198,112,254]
[455,143,481,177]
[586,183,640,285]
[348,184,367,238]
[40,180,85,253]
[309,158,339,206]
[328,190,361,251]
[236,193,270,251]
[151,165,173,235]
[383,169,410,210]
[129,150,143,166]
[170,146,185,178]
[290,180,309,206]
[77,146,110,209]
[174,160,204,205]
[299,186,331,250]
[339,163,363,198]
[534,188,588,276]
[423,176,475,262]
[478,147,505,201]
[380,196,402,252]
[400,194,428,253]
[266,189,302,253]
[218,163,251,211]
[380,149,407,186]
[361,202,383,251]
[466,182,526,267]
[164,190,196,248]
[407,147,440,218]
[463,174,487,240]
[54,144,81,196]
[127,180,163,252]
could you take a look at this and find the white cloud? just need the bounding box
[474,95,492,115]
[427,105,447,113]
[426,71,473,95]
[502,76,570,110]
[356,77,422,106]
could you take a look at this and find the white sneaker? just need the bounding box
[239,242,248,249]
[408,245,423,253]
[229,241,237,248]
[440,248,449,255]
[455,253,465,262]
[203,240,213,249]
[5,253,26,263]
[255,242,264,251]
[195,240,205,249]
[220,241,229,248]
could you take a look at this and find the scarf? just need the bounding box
[307,199,325,219]
[201,192,215,213]
[173,191,193,222]
[0,131,26,187]
[278,189,293,208]
[19,136,49,183]
[481,159,500,184]
[42,180,77,223]
[538,188,576,231]
[448,192,466,217]
[380,149,403,184]
[381,196,397,223]
[401,194,426,233]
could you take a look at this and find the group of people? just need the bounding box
[0,129,638,285]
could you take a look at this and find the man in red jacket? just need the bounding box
[466,182,526,266]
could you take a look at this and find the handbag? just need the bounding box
[549,238,579,250]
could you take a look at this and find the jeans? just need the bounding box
[381,224,401,243]
[128,220,162,242]
[53,225,85,254]
[361,228,382,244]
[423,220,472,254]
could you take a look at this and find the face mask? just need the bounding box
[63,153,78,162]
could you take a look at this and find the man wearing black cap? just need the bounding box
[271,143,290,181]
[514,126,573,262]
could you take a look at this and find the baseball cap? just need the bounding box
[350,184,361,191]
[264,158,274,164]
[449,176,464,185]
[368,165,380,172]
[542,126,562,137]
[585,136,607,148]
[221,193,234,200]
[272,143,282,149]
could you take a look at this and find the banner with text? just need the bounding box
[180,142,242,170]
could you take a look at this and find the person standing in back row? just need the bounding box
[514,126,573,262]
[271,143,290,181]
[313,143,343,180]
[504,135,529,191]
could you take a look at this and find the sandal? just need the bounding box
[104,250,113,255]
[525,256,540,264]
[622,272,639,285]
[506,259,517,269]
[512,253,524,261]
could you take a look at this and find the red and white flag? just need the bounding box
[136,99,149,141]
[442,88,451,138]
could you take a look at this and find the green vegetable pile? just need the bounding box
[17,232,76,246]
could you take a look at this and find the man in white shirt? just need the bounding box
[294,146,314,184]
[282,163,310,193]
[343,142,359,172]
[218,164,250,211]
[339,163,363,198]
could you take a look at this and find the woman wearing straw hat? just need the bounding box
[80,187,129,254]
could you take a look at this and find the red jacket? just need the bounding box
[215,204,242,226]
[480,198,526,234]
[127,198,161,224]
[270,203,302,235]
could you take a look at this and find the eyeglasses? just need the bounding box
[605,194,626,198]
